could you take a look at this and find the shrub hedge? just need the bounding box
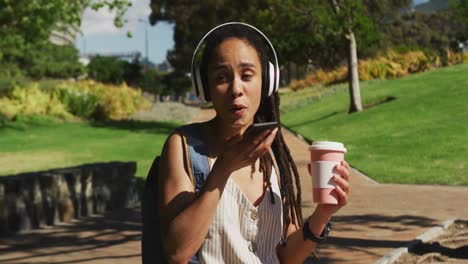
[290,49,466,91]
[0,80,150,122]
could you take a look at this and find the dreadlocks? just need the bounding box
[255,92,303,241]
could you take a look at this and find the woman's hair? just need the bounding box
[198,24,303,239]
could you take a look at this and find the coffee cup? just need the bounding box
[308,141,347,204]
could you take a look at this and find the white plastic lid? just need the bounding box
[309,141,347,153]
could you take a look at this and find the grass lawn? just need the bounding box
[0,116,180,186]
[280,63,468,185]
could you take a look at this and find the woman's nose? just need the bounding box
[230,76,244,98]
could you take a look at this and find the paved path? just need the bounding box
[1,108,467,264]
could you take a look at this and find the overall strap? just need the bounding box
[177,123,210,192]
[176,123,210,264]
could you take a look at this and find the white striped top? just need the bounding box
[199,165,283,263]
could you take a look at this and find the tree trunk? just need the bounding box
[346,31,363,113]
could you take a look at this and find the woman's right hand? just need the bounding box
[215,127,279,173]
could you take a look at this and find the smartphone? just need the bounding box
[244,121,278,139]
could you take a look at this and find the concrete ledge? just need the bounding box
[351,168,379,184]
[373,219,455,264]
[0,162,139,237]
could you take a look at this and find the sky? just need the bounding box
[75,0,430,65]
[75,0,173,64]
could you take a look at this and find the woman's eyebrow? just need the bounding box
[239,62,256,68]
[213,63,229,70]
[212,62,256,70]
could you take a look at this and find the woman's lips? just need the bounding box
[230,105,247,116]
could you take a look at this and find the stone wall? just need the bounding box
[0,162,139,237]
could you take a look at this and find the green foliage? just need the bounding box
[0,0,131,79]
[140,69,167,95]
[28,43,85,79]
[0,84,71,121]
[150,0,268,72]
[289,48,463,90]
[123,58,143,87]
[149,0,410,70]
[162,71,192,97]
[0,74,28,97]
[87,56,127,84]
[380,1,468,56]
[53,85,99,119]
[0,0,131,45]
[281,63,468,185]
[87,55,145,87]
[449,0,468,37]
[86,56,181,97]
[54,80,151,121]
[0,80,150,122]
[0,42,85,79]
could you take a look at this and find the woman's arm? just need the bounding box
[159,128,278,263]
[277,161,351,264]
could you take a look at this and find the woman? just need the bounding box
[158,22,351,263]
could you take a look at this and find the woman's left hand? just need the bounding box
[315,160,351,218]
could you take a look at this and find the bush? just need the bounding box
[290,48,464,91]
[0,38,84,79]
[0,84,71,120]
[87,56,127,84]
[54,80,151,120]
[444,48,464,66]
[26,43,85,79]
[162,71,192,97]
[53,84,99,119]
[0,80,150,122]
[0,74,29,97]
[140,69,167,95]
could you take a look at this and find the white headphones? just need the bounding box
[191,22,280,102]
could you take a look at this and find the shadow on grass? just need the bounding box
[91,119,181,134]
[363,96,397,110]
[1,116,181,135]
[0,115,65,131]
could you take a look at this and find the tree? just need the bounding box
[380,0,468,56]
[0,0,132,78]
[87,56,127,84]
[327,0,365,112]
[149,0,410,112]
[28,42,85,79]
[150,0,271,73]
[0,0,131,44]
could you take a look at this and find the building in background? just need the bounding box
[49,24,81,46]
[156,60,173,73]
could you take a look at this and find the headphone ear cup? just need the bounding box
[275,63,280,93]
[195,65,208,102]
[267,62,275,96]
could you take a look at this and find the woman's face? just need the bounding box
[207,37,262,129]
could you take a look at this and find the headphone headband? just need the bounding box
[191,22,280,102]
